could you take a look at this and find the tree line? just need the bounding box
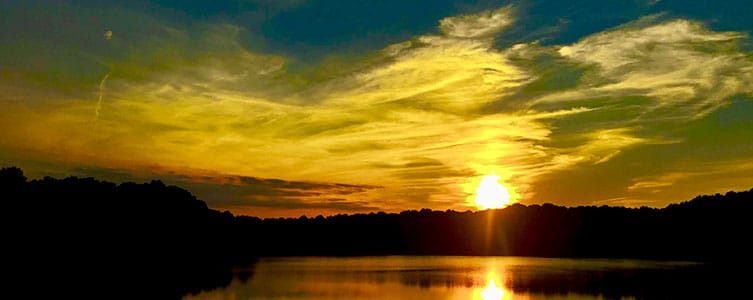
[1,166,751,297]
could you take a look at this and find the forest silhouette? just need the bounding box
[2,166,751,298]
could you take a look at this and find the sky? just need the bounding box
[1,0,752,217]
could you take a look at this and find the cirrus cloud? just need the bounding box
[2,3,753,216]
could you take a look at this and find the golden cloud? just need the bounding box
[2,7,753,214]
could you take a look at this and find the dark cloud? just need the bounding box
[13,163,381,212]
[372,157,445,169]
[166,173,380,211]
[236,197,378,211]
[326,141,391,154]
[372,158,475,180]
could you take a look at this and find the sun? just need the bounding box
[474,175,511,210]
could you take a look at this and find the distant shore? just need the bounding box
[3,166,751,298]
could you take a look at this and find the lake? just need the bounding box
[183,256,734,299]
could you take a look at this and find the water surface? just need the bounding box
[184,256,728,299]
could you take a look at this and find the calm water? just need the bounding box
[183,256,732,299]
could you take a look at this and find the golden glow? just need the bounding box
[474,175,511,210]
[3,5,753,217]
[479,278,504,300]
[474,271,514,300]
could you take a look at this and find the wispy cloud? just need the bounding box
[547,17,753,120]
[627,180,674,192]
[439,6,513,39]
[2,4,753,215]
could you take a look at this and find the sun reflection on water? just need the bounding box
[480,278,504,300]
[474,271,515,300]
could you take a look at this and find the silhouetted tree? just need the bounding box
[0,166,25,184]
[2,166,751,298]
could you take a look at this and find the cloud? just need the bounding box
[558,18,740,74]
[197,174,381,212]
[2,4,753,215]
[319,11,531,113]
[548,17,753,120]
[179,173,382,216]
[574,128,648,164]
[439,6,513,39]
[590,196,654,207]
[628,160,753,193]
[41,164,381,214]
[627,180,674,192]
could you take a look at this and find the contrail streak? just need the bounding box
[94,73,110,121]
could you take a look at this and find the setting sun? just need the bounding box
[474,175,511,210]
